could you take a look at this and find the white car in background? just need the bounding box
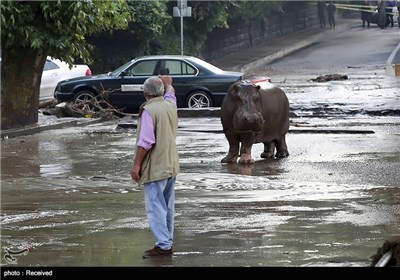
[40,57,91,101]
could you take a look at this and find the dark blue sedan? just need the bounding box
[54,55,244,112]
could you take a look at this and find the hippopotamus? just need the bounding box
[220,80,290,164]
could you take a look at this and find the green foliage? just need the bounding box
[1,0,131,65]
[87,1,171,73]
[126,0,170,36]
[186,1,232,31]
[228,0,282,24]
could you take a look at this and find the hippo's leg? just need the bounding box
[275,135,289,158]
[221,130,240,163]
[238,133,255,164]
[261,141,275,158]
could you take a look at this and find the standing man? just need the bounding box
[131,75,180,259]
[317,1,326,28]
[361,0,372,29]
[326,1,336,29]
[385,0,395,27]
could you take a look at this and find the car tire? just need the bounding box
[74,91,98,111]
[186,91,212,108]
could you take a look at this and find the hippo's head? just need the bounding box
[227,81,265,133]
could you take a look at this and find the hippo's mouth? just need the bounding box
[232,129,263,134]
[233,112,265,133]
[232,122,264,133]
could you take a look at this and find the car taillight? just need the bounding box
[85,68,92,76]
[251,76,270,84]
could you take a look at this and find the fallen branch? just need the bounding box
[41,85,137,119]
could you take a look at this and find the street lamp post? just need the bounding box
[173,0,191,55]
[180,5,184,55]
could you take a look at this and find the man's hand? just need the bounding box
[131,164,141,182]
[159,75,175,93]
[159,75,172,86]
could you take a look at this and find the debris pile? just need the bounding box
[39,92,134,120]
[310,74,349,82]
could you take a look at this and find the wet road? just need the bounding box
[1,113,399,267]
[1,23,400,268]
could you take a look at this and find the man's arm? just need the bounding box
[131,111,155,182]
[131,146,148,182]
[159,75,176,106]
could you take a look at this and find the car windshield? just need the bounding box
[187,57,225,74]
[108,60,135,76]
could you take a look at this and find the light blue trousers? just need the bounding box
[144,177,176,250]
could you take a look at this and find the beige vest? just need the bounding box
[136,96,180,184]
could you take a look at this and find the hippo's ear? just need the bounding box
[228,83,239,95]
[255,85,261,91]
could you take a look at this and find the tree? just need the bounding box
[1,0,131,130]
[87,0,170,74]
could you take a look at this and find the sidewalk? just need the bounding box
[0,114,103,139]
[211,17,360,72]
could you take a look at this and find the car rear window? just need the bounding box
[130,60,157,76]
[165,60,196,75]
[43,60,59,71]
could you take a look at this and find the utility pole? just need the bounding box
[173,0,192,55]
[180,1,184,55]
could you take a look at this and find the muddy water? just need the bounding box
[1,118,399,267]
[2,173,399,267]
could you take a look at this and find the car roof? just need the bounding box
[134,55,218,65]
[132,55,229,73]
[134,55,198,60]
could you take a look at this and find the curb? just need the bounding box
[1,118,103,139]
[385,41,400,76]
[177,108,220,118]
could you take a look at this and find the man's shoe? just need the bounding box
[143,246,173,259]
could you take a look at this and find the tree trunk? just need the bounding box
[1,47,46,130]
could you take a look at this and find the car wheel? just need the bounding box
[187,91,212,108]
[74,91,98,111]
